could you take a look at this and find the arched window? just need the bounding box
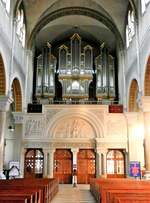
[141,0,150,14]
[15,4,26,47]
[1,0,10,13]
[24,149,44,178]
[126,7,135,48]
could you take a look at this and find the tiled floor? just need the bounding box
[51,184,97,203]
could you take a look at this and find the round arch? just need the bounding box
[0,54,6,95]
[46,109,104,139]
[28,7,123,49]
[128,79,139,112]
[11,78,22,112]
[144,56,150,96]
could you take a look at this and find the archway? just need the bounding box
[128,79,139,112]
[0,54,6,95]
[144,56,150,96]
[107,149,125,178]
[11,78,22,112]
[24,149,44,178]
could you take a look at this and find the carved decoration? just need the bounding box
[24,117,45,137]
[51,117,95,138]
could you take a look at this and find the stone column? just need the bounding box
[101,149,107,177]
[48,149,55,178]
[71,148,79,169]
[144,112,150,173]
[71,148,78,186]
[0,111,6,171]
[43,149,48,177]
[142,96,150,176]
[96,150,102,177]
[20,148,26,178]
[0,96,13,172]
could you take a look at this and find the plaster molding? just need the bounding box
[0,95,13,111]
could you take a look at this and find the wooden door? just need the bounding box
[107,150,125,178]
[77,149,96,184]
[54,149,72,184]
[24,149,44,178]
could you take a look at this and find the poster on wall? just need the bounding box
[9,161,20,178]
[130,161,141,178]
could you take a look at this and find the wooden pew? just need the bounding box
[90,178,150,203]
[0,178,58,203]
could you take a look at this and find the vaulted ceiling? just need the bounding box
[23,0,130,51]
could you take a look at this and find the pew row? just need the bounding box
[90,178,150,203]
[0,178,58,203]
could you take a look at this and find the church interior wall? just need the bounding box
[0,0,150,179]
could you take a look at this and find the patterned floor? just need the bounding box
[51,184,97,203]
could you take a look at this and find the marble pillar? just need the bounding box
[0,96,13,172]
[96,150,102,177]
[48,149,55,178]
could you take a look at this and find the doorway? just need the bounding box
[53,149,73,184]
[107,149,125,178]
[77,149,96,184]
[24,149,44,178]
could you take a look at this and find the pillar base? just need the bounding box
[144,171,150,179]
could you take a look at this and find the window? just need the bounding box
[1,0,10,13]
[126,8,135,48]
[141,0,150,14]
[15,5,26,47]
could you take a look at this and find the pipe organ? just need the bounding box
[35,33,116,101]
[36,44,56,98]
[95,43,115,100]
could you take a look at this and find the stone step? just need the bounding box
[51,184,96,203]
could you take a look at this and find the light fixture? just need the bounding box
[8,125,15,132]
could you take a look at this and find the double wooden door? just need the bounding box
[77,149,96,184]
[53,149,72,184]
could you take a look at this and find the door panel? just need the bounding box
[107,150,125,178]
[77,149,96,184]
[54,149,72,184]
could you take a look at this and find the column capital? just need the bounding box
[0,95,13,112]
[96,148,107,155]
[12,112,24,124]
[71,148,79,154]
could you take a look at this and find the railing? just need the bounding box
[47,99,119,105]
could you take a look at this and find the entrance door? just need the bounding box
[24,149,44,178]
[107,150,125,178]
[77,149,96,184]
[54,149,72,184]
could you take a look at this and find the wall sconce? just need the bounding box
[8,125,15,132]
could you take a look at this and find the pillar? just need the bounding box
[43,149,49,177]
[144,112,150,172]
[20,148,26,178]
[142,96,150,177]
[71,148,79,170]
[0,96,13,172]
[71,148,78,185]
[0,112,6,171]
[48,149,55,178]
[96,150,102,177]
[101,149,107,177]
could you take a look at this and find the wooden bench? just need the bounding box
[90,178,150,203]
[0,178,58,203]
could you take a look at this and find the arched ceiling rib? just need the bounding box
[22,0,130,51]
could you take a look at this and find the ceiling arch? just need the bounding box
[28,7,124,50]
